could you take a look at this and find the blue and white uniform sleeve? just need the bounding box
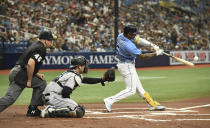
[124,42,142,56]
[117,33,142,61]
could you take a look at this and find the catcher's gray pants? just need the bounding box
[0,65,46,112]
[44,92,78,110]
[43,82,78,110]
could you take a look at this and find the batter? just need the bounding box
[104,25,165,112]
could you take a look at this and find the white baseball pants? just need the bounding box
[107,62,146,104]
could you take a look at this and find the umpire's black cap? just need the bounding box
[123,25,137,35]
[39,31,54,41]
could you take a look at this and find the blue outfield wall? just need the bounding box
[0,52,169,69]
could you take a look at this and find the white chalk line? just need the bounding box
[85,104,210,122]
[85,114,210,122]
[86,111,144,114]
[86,111,210,116]
[85,116,210,122]
[86,110,198,115]
[87,107,197,113]
[151,113,210,116]
[166,107,197,112]
[84,115,171,122]
[179,104,210,110]
[88,107,197,112]
[87,107,147,111]
[176,119,210,121]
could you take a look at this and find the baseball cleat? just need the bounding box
[104,98,112,112]
[26,105,41,117]
[148,105,165,111]
[41,105,54,118]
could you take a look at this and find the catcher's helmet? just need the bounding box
[123,25,137,35]
[39,31,54,41]
[70,56,89,73]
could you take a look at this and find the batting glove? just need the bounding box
[156,49,164,56]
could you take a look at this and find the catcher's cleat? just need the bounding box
[41,105,55,118]
[104,98,112,112]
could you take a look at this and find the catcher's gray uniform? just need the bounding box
[43,70,82,110]
[41,56,115,118]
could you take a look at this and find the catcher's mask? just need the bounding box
[70,56,89,73]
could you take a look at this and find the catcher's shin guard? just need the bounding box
[41,106,73,118]
[75,105,85,118]
[143,92,165,110]
[41,105,85,118]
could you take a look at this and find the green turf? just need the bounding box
[0,67,210,105]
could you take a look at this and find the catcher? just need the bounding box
[41,56,115,118]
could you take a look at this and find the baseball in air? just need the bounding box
[193,56,199,61]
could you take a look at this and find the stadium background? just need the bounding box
[0,0,209,69]
[0,0,210,128]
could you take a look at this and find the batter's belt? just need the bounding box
[118,60,135,64]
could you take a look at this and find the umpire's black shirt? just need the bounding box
[16,41,46,75]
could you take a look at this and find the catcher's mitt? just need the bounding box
[101,67,115,86]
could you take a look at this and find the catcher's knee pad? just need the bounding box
[75,105,85,118]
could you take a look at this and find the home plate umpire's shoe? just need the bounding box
[26,105,41,117]
[104,98,112,112]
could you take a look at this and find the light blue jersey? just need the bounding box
[116,33,142,63]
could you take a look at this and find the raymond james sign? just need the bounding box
[41,52,118,69]
[0,51,170,69]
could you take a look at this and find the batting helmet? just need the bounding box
[70,56,89,73]
[123,25,137,35]
[39,31,54,41]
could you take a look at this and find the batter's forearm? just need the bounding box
[138,52,156,60]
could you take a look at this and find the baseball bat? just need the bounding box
[163,52,194,67]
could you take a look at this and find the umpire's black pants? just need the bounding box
[0,65,46,112]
